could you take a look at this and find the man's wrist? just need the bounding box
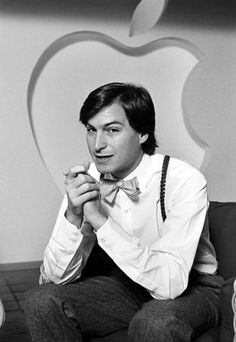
[65,209,83,227]
[90,214,107,231]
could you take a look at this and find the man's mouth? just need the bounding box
[95,154,113,162]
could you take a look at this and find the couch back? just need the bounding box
[208,201,236,279]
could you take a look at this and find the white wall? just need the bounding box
[0,0,235,264]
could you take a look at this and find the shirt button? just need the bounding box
[100,238,106,243]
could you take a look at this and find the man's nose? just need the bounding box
[95,132,107,151]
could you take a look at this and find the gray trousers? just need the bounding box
[24,247,223,342]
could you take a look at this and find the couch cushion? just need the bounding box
[208,202,236,279]
[194,326,220,342]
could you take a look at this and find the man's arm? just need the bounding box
[40,195,96,284]
[40,162,106,284]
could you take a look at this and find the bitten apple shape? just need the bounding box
[28,31,204,193]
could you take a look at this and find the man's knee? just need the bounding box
[24,285,62,319]
[129,309,169,341]
[128,301,192,342]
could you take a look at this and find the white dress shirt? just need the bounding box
[40,153,217,300]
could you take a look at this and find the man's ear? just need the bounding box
[139,133,148,145]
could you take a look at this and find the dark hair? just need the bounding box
[79,82,158,155]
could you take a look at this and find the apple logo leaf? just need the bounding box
[130,0,169,37]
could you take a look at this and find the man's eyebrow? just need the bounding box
[86,121,123,128]
[104,121,123,127]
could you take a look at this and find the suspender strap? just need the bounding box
[160,155,170,222]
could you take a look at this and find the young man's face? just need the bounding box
[85,103,147,178]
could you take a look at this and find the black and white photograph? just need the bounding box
[0,1,235,341]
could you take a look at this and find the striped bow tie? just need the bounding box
[99,176,141,204]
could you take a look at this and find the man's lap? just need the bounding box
[26,274,144,336]
[25,270,222,339]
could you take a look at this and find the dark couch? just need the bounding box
[87,202,236,342]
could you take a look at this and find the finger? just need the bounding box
[70,161,90,174]
[82,161,90,171]
[64,161,90,180]
[66,174,97,190]
[68,182,99,198]
[63,165,86,177]
[69,189,99,207]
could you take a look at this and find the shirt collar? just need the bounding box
[89,153,164,194]
[124,153,164,193]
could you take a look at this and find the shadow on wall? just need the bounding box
[0,0,139,21]
[0,0,236,28]
[166,0,236,28]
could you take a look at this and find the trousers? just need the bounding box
[24,245,223,342]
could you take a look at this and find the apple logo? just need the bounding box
[28,0,205,194]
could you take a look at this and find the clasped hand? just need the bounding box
[64,161,107,230]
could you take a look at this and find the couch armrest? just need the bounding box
[219,277,236,342]
[233,279,236,342]
[0,299,5,328]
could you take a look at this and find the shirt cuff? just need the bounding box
[50,214,87,270]
[55,213,82,241]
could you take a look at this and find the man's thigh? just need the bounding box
[31,275,142,336]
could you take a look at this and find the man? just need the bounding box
[25,82,223,341]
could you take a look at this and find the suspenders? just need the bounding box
[160,155,170,222]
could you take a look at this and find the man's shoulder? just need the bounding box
[151,153,206,184]
[150,153,199,171]
[166,155,206,188]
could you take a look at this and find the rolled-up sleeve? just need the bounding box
[40,195,96,284]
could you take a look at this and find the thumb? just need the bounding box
[82,161,90,172]
[63,161,90,178]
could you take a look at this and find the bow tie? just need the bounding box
[99,175,141,204]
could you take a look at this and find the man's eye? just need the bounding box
[86,127,95,133]
[107,128,120,133]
